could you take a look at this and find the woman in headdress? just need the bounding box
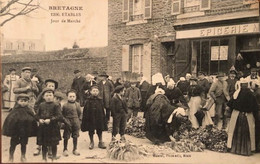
[144,73,175,144]
[227,78,259,156]
[3,68,20,110]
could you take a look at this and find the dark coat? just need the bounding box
[139,81,150,110]
[81,96,107,132]
[71,76,86,106]
[36,102,63,146]
[177,80,190,95]
[226,77,238,97]
[145,94,175,144]
[125,86,141,108]
[165,87,188,108]
[197,78,210,94]
[98,80,114,109]
[2,105,38,137]
[110,94,127,117]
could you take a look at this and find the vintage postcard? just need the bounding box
[1,0,260,163]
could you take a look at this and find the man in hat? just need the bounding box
[13,67,39,110]
[245,68,260,90]
[197,71,210,96]
[3,68,20,110]
[226,69,238,98]
[31,68,44,96]
[98,71,114,123]
[91,71,98,82]
[71,70,86,107]
[209,72,230,129]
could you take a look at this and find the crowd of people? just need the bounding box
[1,64,260,162]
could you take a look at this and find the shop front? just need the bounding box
[173,22,260,78]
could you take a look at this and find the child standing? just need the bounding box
[110,85,127,141]
[3,94,37,162]
[36,88,63,162]
[33,79,58,157]
[81,85,107,149]
[62,90,81,156]
[125,81,141,121]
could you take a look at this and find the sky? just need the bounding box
[1,0,108,50]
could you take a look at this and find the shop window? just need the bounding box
[122,0,152,23]
[193,38,229,75]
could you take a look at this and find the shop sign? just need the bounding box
[176,23,259,39]
[211,46,228,61]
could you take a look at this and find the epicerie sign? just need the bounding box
[176,23,259,39]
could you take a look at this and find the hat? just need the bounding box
[198,71,206,76]
[229,70,237,75]
[190,75,197,81]
[98,71,109,78]
[180,77,186,81]
[54,91,65,99]
[17,93,30,100]
[74,70,81,74]
[9,68,16,72]
[114,85,124,93]
[66,89,77,96]
[45,79,58,89]
[22,67,32,72]
[42,88,54,95]
[251,68,257,72]
[90,84,99,90]
[216,72,225,78]
[152,73,165,85]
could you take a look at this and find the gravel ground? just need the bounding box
[1,109,260,164]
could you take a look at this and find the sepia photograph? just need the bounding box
[0,0,260,163]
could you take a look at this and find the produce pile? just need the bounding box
[107,140,144,161]
[189,125,228,153]
[168,116,227,153]
[125,117,146,138]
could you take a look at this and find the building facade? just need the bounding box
[107,0,260,81]
[1,34,45,56]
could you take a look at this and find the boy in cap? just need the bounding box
[13,67,39,110]
[81,85,107,150]
[3,94,38,162]
[110,85,127,141]
[33,79,59,156]
[197,71,210,95]
[62,90,81,156]
[125,81,141,121]
[71,70,86,107]
[36,88,63,162]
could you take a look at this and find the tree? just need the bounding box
[0,0,40,27]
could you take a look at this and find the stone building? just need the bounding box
[107,0,260,82]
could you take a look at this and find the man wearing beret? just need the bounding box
[13,67,39,110]
[71,70,86,107]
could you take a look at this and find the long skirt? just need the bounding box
[228,110,255,156]
[3,78,17,109]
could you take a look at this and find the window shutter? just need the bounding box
[200,0,211,10]
[143,42,152,83]
[129,0,134,21]
[144,0,152,19]
[122,0,129,22]
[122,45,130,71]
[171,0,181,15]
